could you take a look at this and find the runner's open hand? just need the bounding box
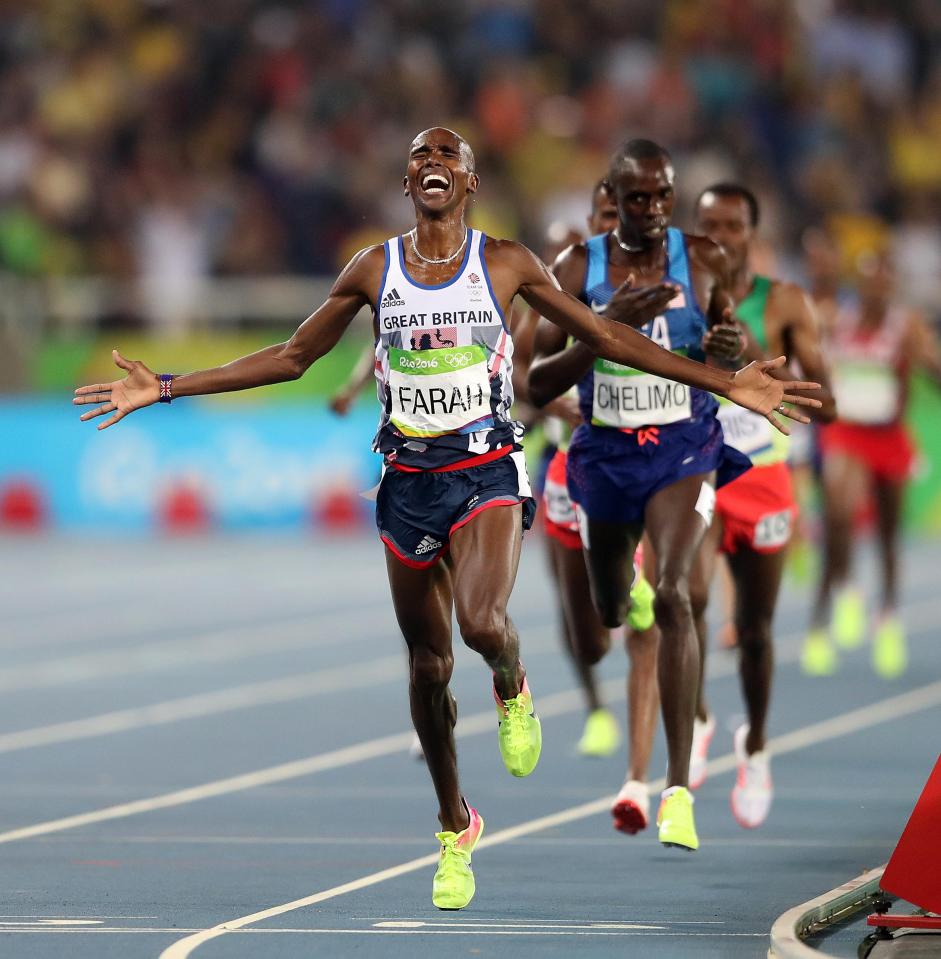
[727,356,821,435]
[73,349,160,430]
[702,308,745,363]
[600,276,678,330]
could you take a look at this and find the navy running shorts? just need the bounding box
[377,448,537,567]
[566,415,751,525]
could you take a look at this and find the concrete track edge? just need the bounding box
[768,865,886,958]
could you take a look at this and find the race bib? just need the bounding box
[717,402,775,457]
[832,362,900,426]
[591,358,691,428]
[543,474,577,527]
[753,509,793,549]
[388,345,492,437]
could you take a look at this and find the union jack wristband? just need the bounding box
[157,374,174,404]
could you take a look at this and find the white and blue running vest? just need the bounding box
[576,227,716,430]
[372,229,520,469]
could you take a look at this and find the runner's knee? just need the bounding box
[458,610,507,658]
[737,619,772,655]
[579,629,611,665]
[654,577,691,631]
[409,646,454,688]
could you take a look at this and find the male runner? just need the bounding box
[528,139,780,850]
[690,183,835,827]
[803,249,941,678]
[75,128,816,907]
[513,181,659,763]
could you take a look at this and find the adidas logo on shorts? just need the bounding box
[415,534,443,556]
[381,287,406,308]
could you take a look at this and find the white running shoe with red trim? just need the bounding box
[689,713,715,790]
[730,723,773,828]
[611,779,649,834]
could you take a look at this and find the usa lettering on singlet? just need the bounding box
[372,229,520,469]
[576,228,713,431]
[829,304,907,426]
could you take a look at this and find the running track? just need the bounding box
[0,532,938,958]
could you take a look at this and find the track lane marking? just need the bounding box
[2,591,937,755]
[157,677,941,959]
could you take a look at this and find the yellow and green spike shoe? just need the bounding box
[494,676,542,777]
[432,803,485,910]
[801,628,838,676]
[833,587,866,650]
[872,615,907,679]
[577,708,621,757]
[627,570,656,632]
[657,786,699,851]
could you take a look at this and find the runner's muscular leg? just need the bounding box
[692,517,723,723]
[546,538,601,711]
[645,471,716,789]
[554,538,610,668]
[812,451,867,626]
[450,504,525,701]
[581,518,643,629]
[872,475,904,613]
[728,546,786,754]
[385,550,466,833]
[626,538,659,782]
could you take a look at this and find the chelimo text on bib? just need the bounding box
[388,345,494,438]
[592,358,691,428]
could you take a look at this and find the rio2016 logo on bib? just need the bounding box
[398,355,442,372]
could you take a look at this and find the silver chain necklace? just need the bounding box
[613,229,643,254]
[409,227,468,265]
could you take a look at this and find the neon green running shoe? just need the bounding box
[872,615,907,679]
[833,587,866,650]
[627,570,656,632]
[494,676,542,777]
[657,786,699,851]
[432,802,485,910]
[801,628,838,676]
[577,708,620,757]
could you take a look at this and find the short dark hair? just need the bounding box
[608,139,672,181]
[591,177,611,207]
[696,182,760,227]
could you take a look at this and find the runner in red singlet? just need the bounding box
[803,250,941,678]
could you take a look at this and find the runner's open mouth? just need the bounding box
[421,173,450,195]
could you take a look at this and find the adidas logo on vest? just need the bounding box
[382,287,406,308]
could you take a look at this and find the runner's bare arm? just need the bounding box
[329,338,378,416]
[774,283,836,422]
[527,246,603,408]
[506,241,821,429]
[74,246,383,430]
[907,312,941,390]
[691,236,746,364]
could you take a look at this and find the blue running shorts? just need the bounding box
[566,415,751,525]
[377,448,537,567]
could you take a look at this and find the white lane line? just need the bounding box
[0,655,406,754]
[0,587,935,755]
[0,927,768,937]
[0,679,607,846]
[0,605,394,692]
[1,596,935,836]
[157,677,941,959]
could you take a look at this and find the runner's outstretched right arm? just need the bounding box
[74,247,383,430]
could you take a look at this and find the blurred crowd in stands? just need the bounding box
[0,0,939,330]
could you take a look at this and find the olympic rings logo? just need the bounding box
[443,351,475,368]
